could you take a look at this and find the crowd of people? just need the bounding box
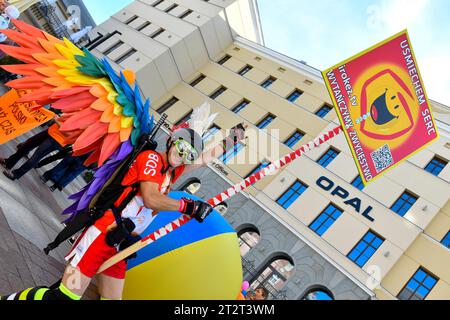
[1,120,91,192]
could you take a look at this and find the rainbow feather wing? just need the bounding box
[0,19,155,219]
[0,19,153,167]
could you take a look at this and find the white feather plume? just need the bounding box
[188,102,218,136]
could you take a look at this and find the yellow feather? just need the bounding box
[121,117,134,129]
[113,104,123,116]
[54,43,79,62]
[63,38,84,57]
[53,59,80,70]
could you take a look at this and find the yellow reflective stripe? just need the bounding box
[34,288,50,301]
[100,297,111,301]
[18,288,32,300]
[59,283,81,301]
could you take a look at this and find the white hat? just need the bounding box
[5,5,20,19]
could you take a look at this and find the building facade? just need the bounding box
[87,0,450,300]
[20,0,96,41]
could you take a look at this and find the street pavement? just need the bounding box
[0,85,98,299]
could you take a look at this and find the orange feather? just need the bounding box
[98,133,121,166]
[60,108,101,131]
[11,19,46,39]
[72,122,108,152]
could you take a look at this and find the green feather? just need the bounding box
[75,49,107,78]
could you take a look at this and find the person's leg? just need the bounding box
[46,156,74,183]
[97,274,126,300]
[1,130,49,169]
[57,158,87,189]
[0,264,91,301]
[11,138,62,179]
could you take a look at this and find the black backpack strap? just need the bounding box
[110,182,140,227]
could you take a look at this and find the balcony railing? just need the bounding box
[242,257,288,300]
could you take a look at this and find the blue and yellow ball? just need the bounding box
[123,191,243,300]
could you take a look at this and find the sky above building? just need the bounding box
[83,0,450,106]
[258,0,450,106]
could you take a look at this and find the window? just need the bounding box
[210,86,227,99]
[398,268,438,300]
[302,288,334,300]
[238,65,253,76]
[246,161,271,179]
[348,231,384,267]
[424,156,447,176]
[180,178,201,195]
[315,104,332,118]
[441,231,450,249]
[165,3,178,12]
[309,204,343,236]
[114,48,137,64]
[136,21,151,32]
[102,40,124,55]
[217,54,231,65]
[203,124,221,142]
[317,148,340,168]
[277,180,308,209]
[189,74,206,87]
[284,130,304,148]
[257,114,276,129]
[152,0,164,7]
[232,99,250,114]
[87,31,122,50]
[215,202,228,215]
[221,142,245,164]
[150,27,165,39]
[238,227,260,257]
[250,256,295,295]
[125,15,138,25]
[391,191,418,217]
[156,96,179,114]
[287,89,303,102]
[179,9,193,19]
[261,76,276,89]
[175,110,193,127]
[351,175,365,191]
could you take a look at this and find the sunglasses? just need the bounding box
[174,139,198,164]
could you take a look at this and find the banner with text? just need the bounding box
[322,30,439,186]
[0,89,55,144]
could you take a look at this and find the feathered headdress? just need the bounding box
[172,102,218,138]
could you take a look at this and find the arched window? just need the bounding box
[251,254,295,295]
[302,287,334,300]
[179,178,201,195]
[215,202,228,215]
[238,226,261,257]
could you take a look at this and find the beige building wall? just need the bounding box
[89,0,450,300]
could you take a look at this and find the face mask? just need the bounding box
[174,139,198,164]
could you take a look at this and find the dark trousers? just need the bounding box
[4,129,50,170]
[43,155,87,189]
[12,137,63,179]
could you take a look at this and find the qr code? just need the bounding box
[371,144,394,173]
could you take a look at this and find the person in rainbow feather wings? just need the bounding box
[0,19,246,300]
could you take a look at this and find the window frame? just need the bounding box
[424,156,448,176]
[284,130,305,148]
[156,96,179,114]
[315,104,333,118]
[390,190,418,217]
[287,89,303,103]
[276,180,309,209]
[257,113,276,129]
[309,204,343,236]
[397,267,438,300]
[347,230,385,267]
[261,76,277,89]
[209,86,227,100]
[238,64,253,76]
[217,54,231,65]
[317,147,340,168]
